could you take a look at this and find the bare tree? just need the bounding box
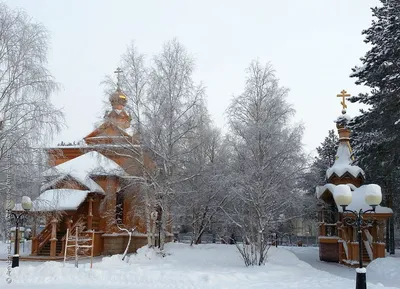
[0,3,63,240]
[176,124,231,245]
[100,42,161,247]
[225,60,305,266]
[102,39,208,250]
[143,39,207,249]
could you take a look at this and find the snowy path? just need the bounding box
[288,246,399,288]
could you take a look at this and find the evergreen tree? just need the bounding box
[302,129,338,193]
[349,0,399,253]
[314,129,339,183]
[301,129,338,220]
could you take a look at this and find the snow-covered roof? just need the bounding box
[326,142,365,179]
[316,184,393,214]
[12,189,90,212]
[43,151,127,193]
[41,174,66,192]
[33,189,90,211]
[121,125,135,136]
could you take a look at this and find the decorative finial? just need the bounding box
[337,90,351,111]
[114,67,123,90]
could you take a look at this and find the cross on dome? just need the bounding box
[109,68,127,109]
[114,67,123,91]
[337,89,350,110]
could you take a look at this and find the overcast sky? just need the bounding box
[6,0,381,153]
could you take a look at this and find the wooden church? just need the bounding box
[28,75,164,258]
[315,91,393,266]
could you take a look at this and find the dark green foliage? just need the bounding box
[349,0,400,253]
[302,129,338,193]
[349,0,400,207]
[301,129,338,220]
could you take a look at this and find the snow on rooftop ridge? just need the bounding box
[44,151,126,177]
[342,185,392,214]
[335,112,352,124]
[41,175,65,192]
[334,109,352,127]
[42,151,127,193]
[326,164,365,179]
[316,184,393,214]
[32,189,90,211]
[326,142,365,179]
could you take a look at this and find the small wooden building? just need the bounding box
[316,105,393,266]
[29,85,166,257]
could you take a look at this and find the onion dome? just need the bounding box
[109,88,127,110]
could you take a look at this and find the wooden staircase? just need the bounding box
[362,241,371,264]
[32,216,99,257]
[38,231,65,256]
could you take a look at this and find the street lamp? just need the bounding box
[5,196,33,268]
[334,185,382,289]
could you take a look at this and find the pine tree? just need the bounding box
[302,129,338,193]
[314,129,339,183]
[301,130,338,220]
[349,0,399,254]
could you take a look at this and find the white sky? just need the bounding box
[5,0,380,153]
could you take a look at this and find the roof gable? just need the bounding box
[42,151,128,193]
[84,121,130,140]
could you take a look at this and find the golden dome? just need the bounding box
[109,88,127,109]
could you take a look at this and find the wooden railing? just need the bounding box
[31,222,53,255]
[364,230,374,261]
[60,216,86,256]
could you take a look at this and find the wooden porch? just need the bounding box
[31,195,104,257]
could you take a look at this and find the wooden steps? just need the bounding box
[37,232,65,256]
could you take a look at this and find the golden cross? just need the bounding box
[337,89,351,110]
[114,67,123,89]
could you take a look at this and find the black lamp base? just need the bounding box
[356,272,366,289]
[11,255,19,268]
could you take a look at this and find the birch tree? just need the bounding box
[102,39,207,249]
[0,3,63,240]
[144,39,206,249]
[101,43,157,245]
[177,125,231,245]
[226,60,305,266]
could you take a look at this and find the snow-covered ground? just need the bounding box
[288,246,399,288]
[0,243,398,289]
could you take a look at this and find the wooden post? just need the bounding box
[87,197,93,230]
[50,218,58,257]
[64,216,72,232]
[63,229,69,266]
[75,226,79,268]
[337,222,342,238]
[319,223,326,236]
[32,215,37,238]
[90,230,94,269]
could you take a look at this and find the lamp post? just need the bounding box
[6,196,33,268]
[334,185,382,289]
[156,220,161,248]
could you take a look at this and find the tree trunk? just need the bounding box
[143,186,153,247]
[389,216,395,255]
[386,218,390,253]
[159,203,167,250]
